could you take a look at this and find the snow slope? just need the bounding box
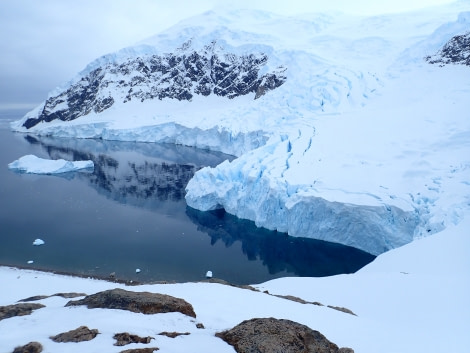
[10,4,470,255]
[1,213,468,353]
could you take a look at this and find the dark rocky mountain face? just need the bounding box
[426,32,470,66]
[23,42,287,129]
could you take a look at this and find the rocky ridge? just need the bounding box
[426,31,470,66]
[23,40,286,129]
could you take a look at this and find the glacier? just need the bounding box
[10,7,470,255]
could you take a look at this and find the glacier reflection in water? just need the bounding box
[0,128,375,284]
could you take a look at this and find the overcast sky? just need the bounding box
[0,0,459,110]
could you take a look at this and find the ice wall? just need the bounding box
[185,134,419,256]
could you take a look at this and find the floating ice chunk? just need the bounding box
[27,260,34,264]
[33,239,45,246]
[8,154,94,174]
[206,270,213,278]
[135,268,141,273]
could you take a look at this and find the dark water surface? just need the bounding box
[0,111,375,284]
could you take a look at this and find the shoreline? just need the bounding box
[0,264,259,289]
[0,264,161,286]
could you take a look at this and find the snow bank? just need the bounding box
[8,154,94,174]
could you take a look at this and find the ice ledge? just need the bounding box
[185,127,423,256]
[185,165,418,256]
[11,120,269,157]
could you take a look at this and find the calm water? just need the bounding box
[0,109,375,284]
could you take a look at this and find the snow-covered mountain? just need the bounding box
[21,42,287,129]
[426,30,470,66]
[11,5,470,255]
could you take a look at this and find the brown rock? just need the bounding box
[216,317,354,353]
[202,278,258,291]
[18,296,49,302]
[327,306,357,316]
[12,341,43,353]
[275,294,310,304]
[19,292,86,302]
[53,292,87,299]
[113,332,154,346]
[65,288,196,318]
[50,325,99,343]
[158,331,190,338]
[0,303,45,321]
[120,349,159,353]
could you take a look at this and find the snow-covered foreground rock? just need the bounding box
[8,154,94,174]
[10,4,470,255]
[1,215,468,352]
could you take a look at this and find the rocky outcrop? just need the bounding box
[158,331,190,338]
[327,305,357,316]
[65,288,196,318]
[23,41,286,129]
[273,294,323,306]
[113,332,154,346]
[50,325,99,343]
[11,342,43,353]
[0,303,45,321]
[216,317,354,353]
[120,348,159,353]
[19,292,86,302]
[426,32,470,66]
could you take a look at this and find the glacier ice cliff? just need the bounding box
[185,133,420,256]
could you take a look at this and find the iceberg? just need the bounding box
[8,154,94,174]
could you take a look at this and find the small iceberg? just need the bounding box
[135,268,141,273]
[33,239,45,246]
[8,154,94,174]
[205,271,213,279]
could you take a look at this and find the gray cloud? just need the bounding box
[0,0,455,110]
[0,0,219,109]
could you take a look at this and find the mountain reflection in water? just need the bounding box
[186,207,375,277]
[2,132,374,284]
[23,134,220,206]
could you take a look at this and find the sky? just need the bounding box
[0,0,460,111]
